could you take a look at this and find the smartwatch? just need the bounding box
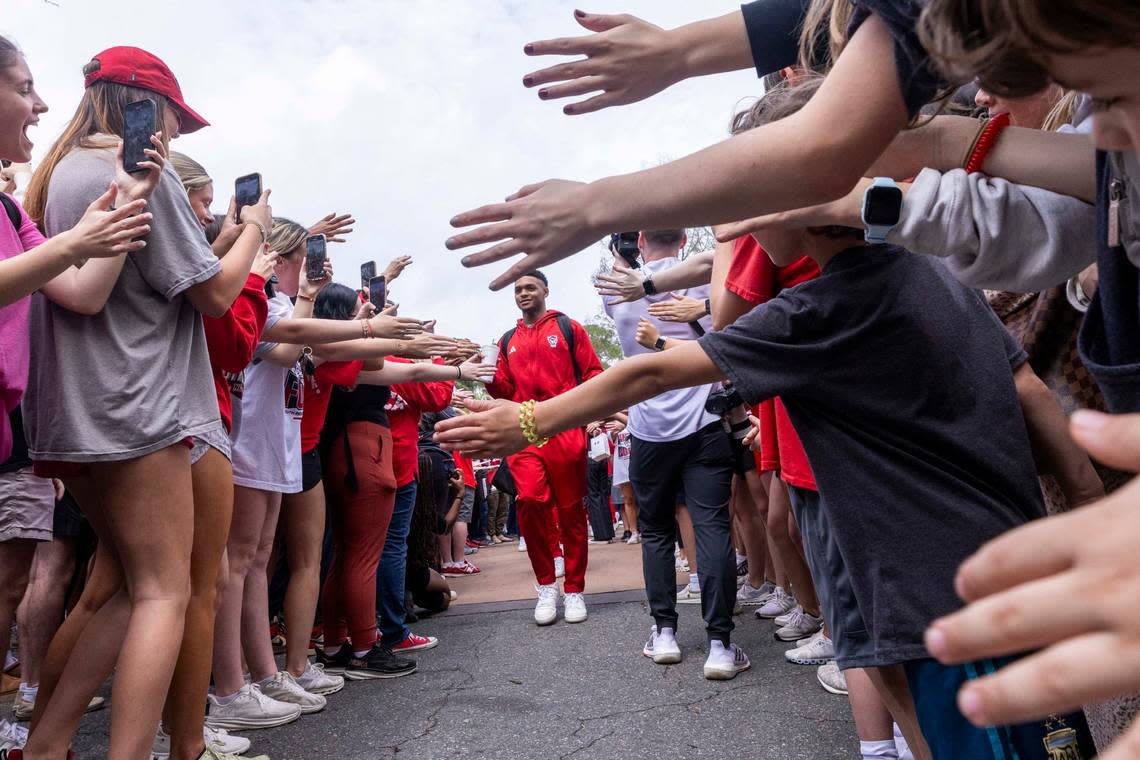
[654,337,667,351]
[861,177,903,245]
[642,276,658,296]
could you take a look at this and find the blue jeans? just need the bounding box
[377,481,417,647]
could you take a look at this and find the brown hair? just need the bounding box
[643,229,684,247]
[797,0,853,73]
[25,60,174,225]
[919,0,1140,97]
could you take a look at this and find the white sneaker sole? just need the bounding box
[817,673,849,696]
[300,679,345,696]
[676,597,701,605]
[643,648,682,665]
[785,651,834,666]
[703,661,751,681]
[775,627,822,642]
[206,709,301,731]
[535,610,558,626]
[343,665,417,680]
[564,611,587,624]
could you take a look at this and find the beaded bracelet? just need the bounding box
[964,113,1011,174]
[519,400,549,448]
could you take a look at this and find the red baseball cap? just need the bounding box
[83,46,209,134]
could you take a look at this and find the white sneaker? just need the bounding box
[564,592,587,623]
[534,583,560,626]
[517,536,527,552]
[207,684,301,731]
[151,724,253,759]
[816,660,848,695]
[554,556,565,578]
[0,719,28,751]
[773,606,800,627]
[703,641,751,681]
[295,661,345,696]
[784,631,836,665]
[736,580,773,605]
[774,607,823,642]
[676,585,701,604]
[641,625,681,664]
[626,532,640,545]
[258,671,326,715]
[755,586,796,619]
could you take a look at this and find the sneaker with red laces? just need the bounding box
[391,632,439,652]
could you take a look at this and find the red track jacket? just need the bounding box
[204,273,269,432]
[486,310,603,402]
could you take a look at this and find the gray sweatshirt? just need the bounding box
[888,167,1096,293]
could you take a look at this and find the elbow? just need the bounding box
[196,295,230,319]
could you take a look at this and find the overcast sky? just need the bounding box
[5,0,759,343]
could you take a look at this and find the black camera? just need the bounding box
[609,231,641,269]
[705,384,751,441]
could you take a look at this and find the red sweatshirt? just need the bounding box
[486,310,603,402]
[385,358,454,488]
[203,273,269,432]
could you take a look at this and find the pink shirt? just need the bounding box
[0,194,47,461]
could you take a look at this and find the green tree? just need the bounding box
[583,310,624,369]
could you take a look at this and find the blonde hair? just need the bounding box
[919,0,1140,97]
[170,151,211,194]
[1040,90,1079,133]
[267,218,308,258]
[25,61,174,225]
[732,72,825,136]
[797,0,853,73]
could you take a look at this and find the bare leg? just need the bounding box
[846,668,895,740]
[438,529,454,566]
[766,478,821,616]
[168,449,234,760]
[620,483,638,534]
[0,538,37,674]
[736,471,771,588]
[242,491,282,684]
[866,665,932,760]
[17,535,79,689]
[281,484,325,677]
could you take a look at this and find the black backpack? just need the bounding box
[0,193,20,231]
[498,313,582,385]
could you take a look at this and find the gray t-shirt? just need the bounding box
[23,145,223,461]
[699,246,1044,666]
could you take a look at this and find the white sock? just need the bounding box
[214,691,241,706]
[353,649,371,658]
[860,739,899,759]
[18,682,37,701]
[323,646,341,657]
[688,573,700,592]
[893,724,914,760]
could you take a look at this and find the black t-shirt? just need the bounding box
[699,246,1043,666]
[741,0,946,118]
[339,384,390,427]
[0,408,31,473]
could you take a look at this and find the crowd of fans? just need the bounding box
[1,0,1140,758]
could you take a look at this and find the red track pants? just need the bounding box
[509,428,588,593]
[322,421,397,651]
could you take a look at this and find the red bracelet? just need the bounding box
[965,113,1011,174]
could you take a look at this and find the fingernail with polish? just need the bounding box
[524,44,534,55]
[523,75,534,86]
[538,89,549,99]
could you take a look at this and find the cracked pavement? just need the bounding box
[71,596,854,759]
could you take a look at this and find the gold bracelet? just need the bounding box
[244,220,268,245]
[519,400,549,448]
[296,293,314,303]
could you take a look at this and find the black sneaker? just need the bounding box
[736,557,748,577]
[621,530,632,542]
[315,643,352,675]
[343,646,417,680]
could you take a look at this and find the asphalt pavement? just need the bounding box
[70,591,855,760]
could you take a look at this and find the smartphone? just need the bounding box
[234,173,262,223]
[305,235,327,281]
[360,261,377,292]
[368,276,386,310]
[122,99,157,174]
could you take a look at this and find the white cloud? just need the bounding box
[5,0,759,343]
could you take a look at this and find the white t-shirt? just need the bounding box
[611,429,632,485]
[603,257,720,443]
[230,293,303,493]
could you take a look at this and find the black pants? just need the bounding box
[586,458,614,541]
[630,422,734,644]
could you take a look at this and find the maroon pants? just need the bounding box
[321,422,396,651]
[509,428,589,593]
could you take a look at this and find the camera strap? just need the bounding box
[0,193,20,232]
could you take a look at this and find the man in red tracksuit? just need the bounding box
[486,270,603,626]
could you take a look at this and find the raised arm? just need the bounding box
[594,251,714,304]
[357,357,491,386]
[185,191,272,318]
[434,341,723,458]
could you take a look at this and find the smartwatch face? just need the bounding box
[864,186,903,226]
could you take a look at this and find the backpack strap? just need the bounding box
[556,313,582,385]
[0,194,20,231]
[498,327,518,371]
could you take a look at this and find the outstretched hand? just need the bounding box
[924,410,1140,760]
[446,179,602,291]
[434,398,528,458]
[308,212,355,243]
[648,293,705,323]
[522,10,684,116]
[594,256,647,303]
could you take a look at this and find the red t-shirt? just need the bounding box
[299,360,364,453]
[725,236,819,490]
[386,359,455,488]
[203,273,268,432]
[453,450,476,488]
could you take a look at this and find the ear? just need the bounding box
[679,232,688,250]
[637,231,646,251]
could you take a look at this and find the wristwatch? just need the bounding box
[861,177,903,245]
[642,276,658,296]
[654,337,667,351]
